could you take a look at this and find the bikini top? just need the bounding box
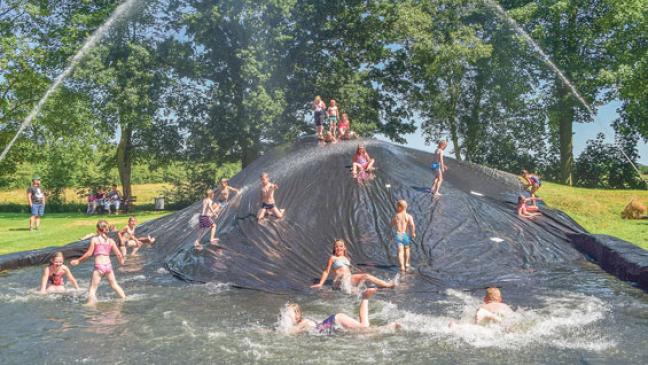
[49,267,65,285]
[93,236,112,256]
[332,256,350,270]
[355,154,367,165]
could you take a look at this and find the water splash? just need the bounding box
[484,0,596,119]
[0,0,140,162]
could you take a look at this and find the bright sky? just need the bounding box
[379,100,648,165]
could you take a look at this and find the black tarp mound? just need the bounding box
[0,138,618,293]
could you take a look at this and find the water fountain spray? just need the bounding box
[0,0,139,163]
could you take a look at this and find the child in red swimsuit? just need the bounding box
[38,251,80,294]
[71,220,126,305]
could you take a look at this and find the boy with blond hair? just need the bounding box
[392,200,416,272]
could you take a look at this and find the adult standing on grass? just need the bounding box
[27,175,46,231]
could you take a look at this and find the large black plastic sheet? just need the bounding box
[1,138,604,293]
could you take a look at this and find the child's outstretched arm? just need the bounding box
[64,265,80,289]
[39,266,50,294]
[111,240,125,265]
[311,257,334,288]
[70,240,96,266]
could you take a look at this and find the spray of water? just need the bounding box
[0,0,139,162]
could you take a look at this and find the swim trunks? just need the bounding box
[198,215,214,228]
[262,202,275,210]
[395,232,410,246]
[431,162,440,171]
[317,314,337,335]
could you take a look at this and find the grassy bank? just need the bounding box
[0,183,171,205]
[0,211,170,255]
[541,182,648,250]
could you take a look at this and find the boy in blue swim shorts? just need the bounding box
[392,200,416,272]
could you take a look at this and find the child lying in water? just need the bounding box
[311,239,396,291]
[475,287,513,324]
[38,252,80,294]
[285,288,400,334]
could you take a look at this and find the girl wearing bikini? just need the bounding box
[71,220,126,305]
[118,216,156,257]
[195,189,220,251]
[284,288,400,334]
[313,96,326,139]
[327,99,339,137]
[38,252,80,294]
[311,240,395,291]
[351,145,375,178]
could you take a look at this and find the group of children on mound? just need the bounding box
[313,96,359,143]
[38,216,155,305]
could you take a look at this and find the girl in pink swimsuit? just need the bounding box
[352,145,375,177]
[71,220,126,305]
[38,251,80,294]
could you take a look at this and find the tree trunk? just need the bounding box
[241,137,259,168]
[557,85,575,185]
[116,123,134,199]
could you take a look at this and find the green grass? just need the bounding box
[0,211,171,255]
[0,183,171,205]
[541,182,648,250]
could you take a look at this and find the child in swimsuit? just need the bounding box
[71,220,126,305]
[313,96,326,139]
[257,172,284,221]
[327,99,339,137]
[475,287,513,324]
[521,170,542,202]
[392,200,416,272]
[284,288,400,334]
[324,131,337,143]
[216,178,240,208]
[311,239,395,290]
[195,189,220,251]
[517,195,541,218]
[351,145,375,178]
[431,140,448,197]
[118,216,156,257]
[38,251,80,294]
[338,112,350,139]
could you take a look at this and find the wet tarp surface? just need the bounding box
[1,138,599,293]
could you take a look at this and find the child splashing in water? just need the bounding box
[71,220,126,305]
[327,99,339,138]
[352,145,375,178]
[392,200,416,272]
[283,288,400,334]
[195,189,220,251]
[38,252,80,294]
[257,172,284,221]
[311,239,396,291]
[118,216,156,257]
[475,287,513,324]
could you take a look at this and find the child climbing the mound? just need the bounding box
[517,195,541,219]
[352,145,375,178]
[521,170,542,202]
[475,287,513,324]
[327,99,339,137]
[284,288,400,334]
[38,252,80,294]
[257,172,284,221]
[195,189,220,251]
[311,239,396,291]
[118,216,156,257]
[392,200,416,272]
[71,220,126,305]
[216,178,240,208]
[431,140,448,196]
[313,96,326,139]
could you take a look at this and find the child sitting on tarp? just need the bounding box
[517,195,541,219]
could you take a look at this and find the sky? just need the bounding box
[379,99,648,165]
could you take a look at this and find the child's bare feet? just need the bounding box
[362,288,378,299]
[194,241,203,251]
[210,238,219,244]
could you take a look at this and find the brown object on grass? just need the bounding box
[621,199,647,220]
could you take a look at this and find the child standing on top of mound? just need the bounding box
[521,170,542,202]
[118,216,156,257]
[392,200,416,272]
[475,287,513,324]
[311,239,396,291]
[431,140,448,197]
[327,99,339,137]
[257,172,284,221]
[38,252,80,294]
[284,288,400,335]
[517,195,542,219]
[216,178,240,208]
[313,96,326,139]
[338,112,350,138]
[352,144,375,178]
[71,220,126,305]
[195,189,220,251]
